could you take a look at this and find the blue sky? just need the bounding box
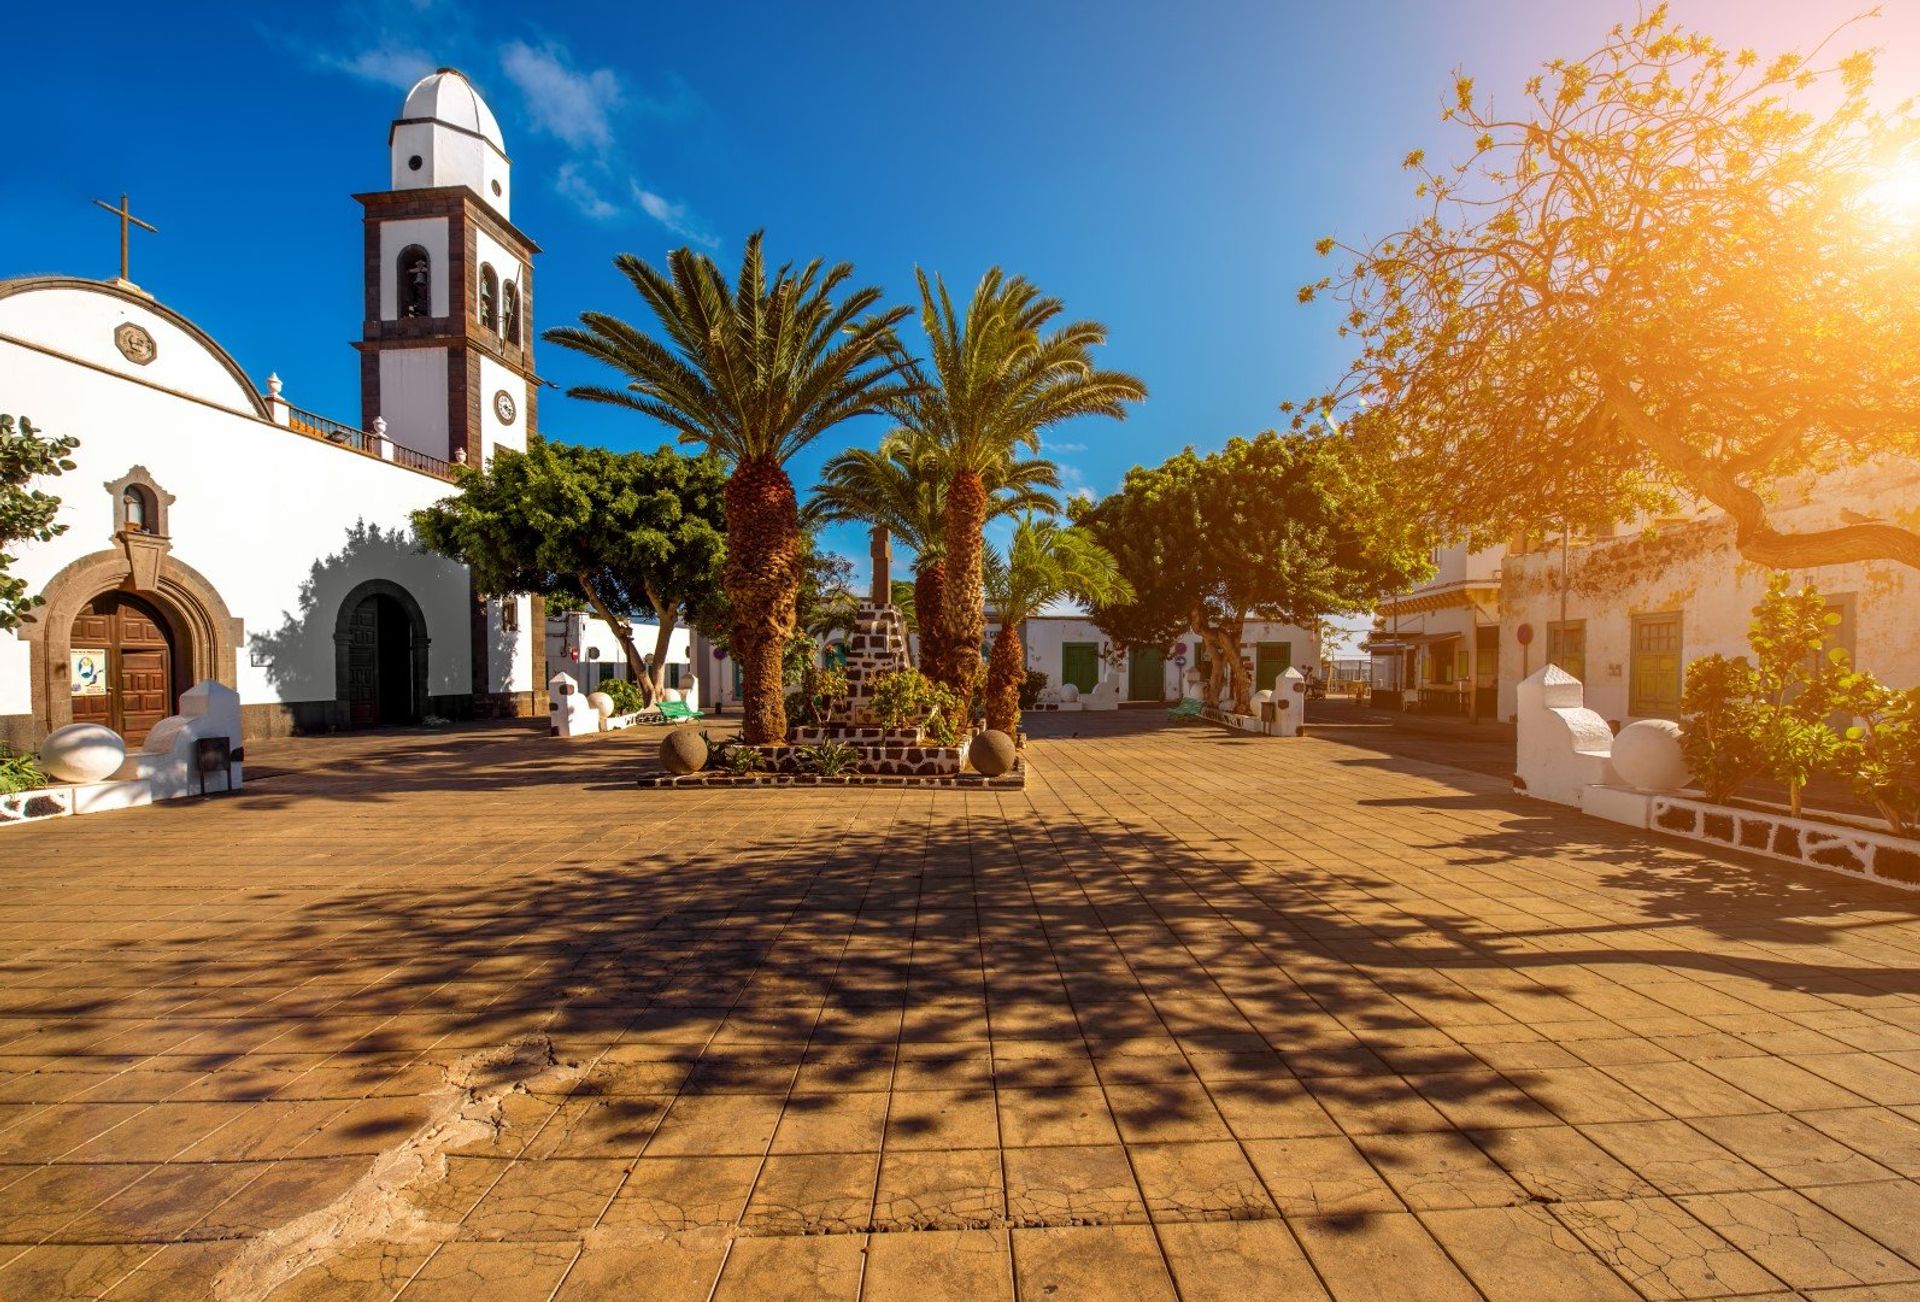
[6,1,1913,647]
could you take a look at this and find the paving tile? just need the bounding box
[862,1227,1013,1302]
[712,1231,866,1301]
[1801,1107,1920,1178]
[551,1227,729,1299]
[1577,1119,1775,1196]
[883,1087,999,1150]
[1012,1224,1178,1301]
[1158,1219,1326,1300]
[1676,1188,1920,1290]
[1692,1113,1901,1187]
[1291,1210,1480,1301]
[770,1090,888,1154]
[1127,1140,1274,1222]
[402,1241,579,1300]
[1355,1131,1528,1210]
[741,1151,877,1235]
[1800,1178,1920,1265]
[1004,1143,1146,1225]
[872,1147,1004,1230]
[1422,1204,1638,1300]
[460,1158,628,1240]
[1548,1196,1783,1299]
[1474,1124,1657,1202]
[1241,1135,1401,1216]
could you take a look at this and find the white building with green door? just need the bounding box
[988,614,1319,708]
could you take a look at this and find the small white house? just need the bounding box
[545,610,703,708]
[986,614,1319,707]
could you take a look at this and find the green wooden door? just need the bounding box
[1128,647,1165,701]
[1255,642,1293,692]
[1061,642,1100,694]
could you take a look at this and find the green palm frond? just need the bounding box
[543,232,916,468]
[992,516,1133,628]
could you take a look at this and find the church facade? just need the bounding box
[0,68,546,749]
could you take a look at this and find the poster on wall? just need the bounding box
[70,649,109,696]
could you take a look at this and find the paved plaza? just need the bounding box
[10,716,1920,1299]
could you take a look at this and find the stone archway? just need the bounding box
[19,547,241,745]
[333,579,431,729]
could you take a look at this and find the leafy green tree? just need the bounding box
[1,413,78,632]
[414,440,726,705]
[1748,575,1845,816]
[1299,8,1920,570]
[1078,431,1431,714]
[895,270,1145,696]
[984,518,1131,733]
[1679,656,1768,804]
[546,233,914,742]
[812,428,1059,684]
[1828,674,1920,836]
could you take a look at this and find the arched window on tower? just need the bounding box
[479,264,499,332]
[397,246,431,319]
[501,281,521,347]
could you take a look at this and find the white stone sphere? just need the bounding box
[586,691,615,719]
[1058,683,1080,704]
[1612,718,1690,792]
[663,688,683,703]
[39,722,126,784]
[1254,689,1274,705]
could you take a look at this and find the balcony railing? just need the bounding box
[279,402,455,482]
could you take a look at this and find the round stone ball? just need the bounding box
[969,729,1017,777]
[663,688,683,703]
[660,729,709,775]
[39,722,126,784]
[1058,683,1080,704]
[586,691,615,719]
[1254,689,1274,705]
[1612,718,1690,792]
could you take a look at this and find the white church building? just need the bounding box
[0,69,547,751]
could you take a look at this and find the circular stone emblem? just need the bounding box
[493,389,517,425]
[114,322,157,366]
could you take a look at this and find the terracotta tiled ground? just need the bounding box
[7,714,1920,1299]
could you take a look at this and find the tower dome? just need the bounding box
[389,67,511,217]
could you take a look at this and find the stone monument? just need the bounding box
[844,526,911,725]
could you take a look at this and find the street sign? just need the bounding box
[1516,623,1534,646]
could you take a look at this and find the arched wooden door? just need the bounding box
[69,591,178,746]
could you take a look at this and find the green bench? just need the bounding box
[1166,697,1205,719]
[660,699,705,723]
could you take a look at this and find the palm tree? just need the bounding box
[545,233,913,743]
[898,269,1146,695]
[984,517,1133,733]
[812,426,1059,683]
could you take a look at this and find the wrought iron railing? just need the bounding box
[282,406,454,481]
[393,444,454,479]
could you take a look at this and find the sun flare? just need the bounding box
[1860,155,1920,227]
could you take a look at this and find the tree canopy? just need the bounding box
[983,517,1131,731]
[1299,7,1920,570]
[413,439,726,702]
[0,413,77,633]
[1076,430,1430,712]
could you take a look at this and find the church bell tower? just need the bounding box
[353,67,540,470]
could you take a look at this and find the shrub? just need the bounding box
[1748,574,1846,816]
[1680,655,1766,803]
[1018,669,1049,712]
[1828,673,1920,837]
[798,739,859,776]
[602,677,646,715]
[716,742,767,776]
[872,667,966,741]
[0,746,44,794]
[799,665,847,726]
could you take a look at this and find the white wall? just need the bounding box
[377,348,449,458]
[390,121,511,218]
[377,217,451,320]
[1497,461,1920,723]
[477,353,529,459]
[993,616,1317,702]
[0,283,259,417]
[546,611,699,704]
[0,289,535,720]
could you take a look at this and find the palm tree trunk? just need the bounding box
[914,558,948,682]
[942,469,988,696]
[986,621,1024,733]
[725,455,802,744]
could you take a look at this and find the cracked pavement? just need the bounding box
[8,713,1920,1297]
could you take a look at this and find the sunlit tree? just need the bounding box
[983,518,1131,733]
[1300,7,1920,570]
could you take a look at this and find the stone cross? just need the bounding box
[870,526,892,604]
